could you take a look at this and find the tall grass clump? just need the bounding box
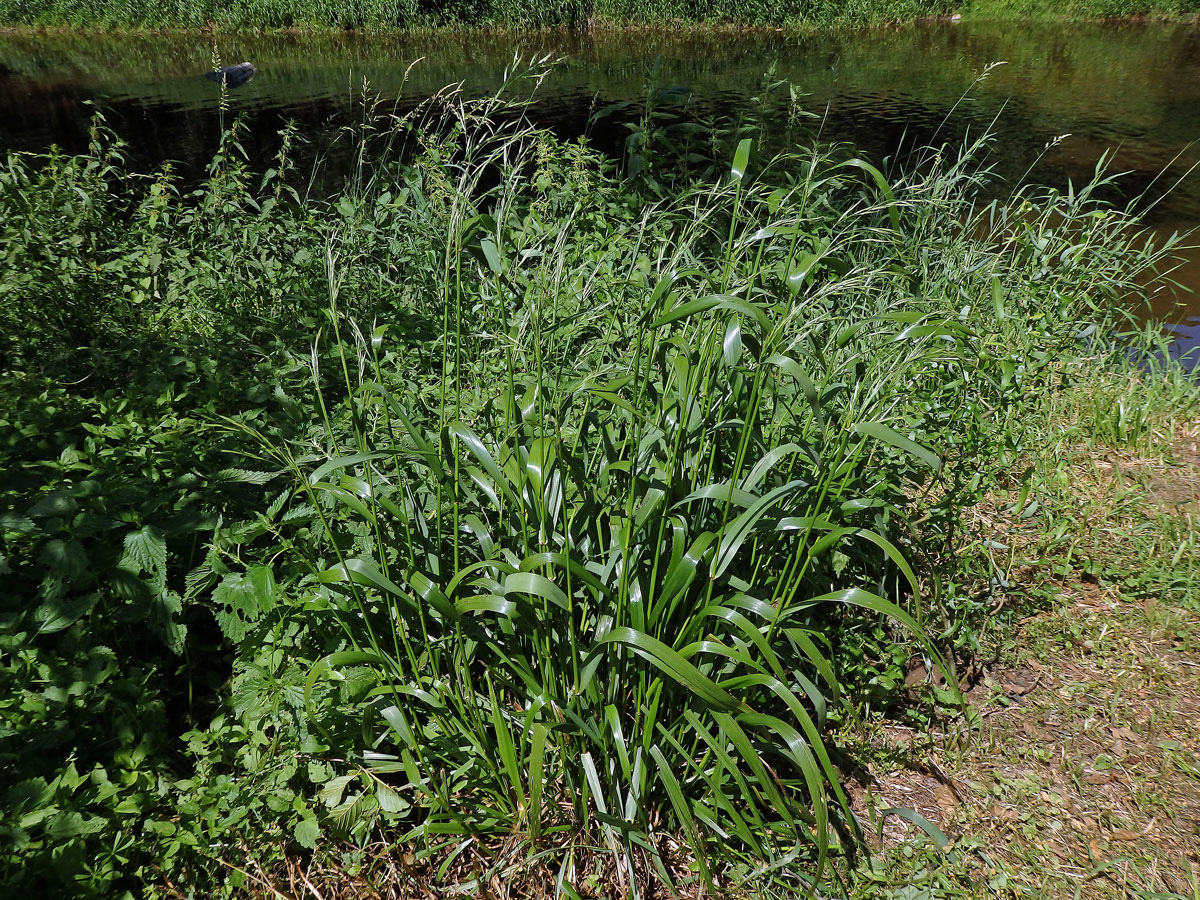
[1,64,1191,896]
[203,78,1186,891]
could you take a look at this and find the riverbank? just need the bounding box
[852,378,1200,898]
[1,76,1197,897]
[220,361,1200,899]
[0,0,1198,32]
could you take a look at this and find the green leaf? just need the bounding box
[121,526,166,575]
[722,318,743,368]
[504,571,570,611]
[595,627,739,711]
[39,538,87,581]
[447,424,518,506]
[479,237,502,274]
[730,138,752,183]
[35,591,100,634]
[318,775,356,808]
[212,566,277,643]
[293,817,320,849]
[650,293,771,334]
[880,806,954,854]
[0,512,39,535]
[767,355,823,427]
[839,157,899,230]
[851,421,942,472]
[45,812,105,840]
[216,467,282,485]
[784,251,820,294]
[151,590,188,654]
[376,782,409,815]
[650,744,713,888]
[308,451,390,485]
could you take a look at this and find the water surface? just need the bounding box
[2,23,1198,344]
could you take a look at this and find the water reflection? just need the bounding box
[1,22,1198,341]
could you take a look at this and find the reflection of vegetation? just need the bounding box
[1,68,1196,897]
[3,22,1199,209]
[970,0,1200,17]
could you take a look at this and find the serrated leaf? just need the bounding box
[216,467,283,485]
[38,539,87,581]
[184,564,216,601]
[121,526,167,575]
[6,778,51,810]
[280,504,317,524]
[27,492,77,519]
[45,811,105,840]
[151,590,187,654]
[212,566,277,643]
[0,512,39,535]
[35,591,100,633]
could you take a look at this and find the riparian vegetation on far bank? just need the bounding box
[1,0,1199,31]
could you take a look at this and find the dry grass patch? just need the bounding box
[853,421,1200,899]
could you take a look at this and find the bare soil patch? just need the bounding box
[854,431,1200,899]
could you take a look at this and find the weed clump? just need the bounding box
[0,69,1194,897]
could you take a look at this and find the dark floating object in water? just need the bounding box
[204,62,257,88]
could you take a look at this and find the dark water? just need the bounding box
[2,22,1199,344]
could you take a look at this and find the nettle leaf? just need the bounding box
[280,504,317,524]
[27,491,77,519]
[0,512,40,535]
[35,591,101,634]
[151,590,187,654]
[109,566,154,602]
[38,539,88,581]
[121,526,167,575]
[212,566,277,643]
[184,563,218,601]
[71,512,123,539]
[216,467,285,485]
[6,778,51,811]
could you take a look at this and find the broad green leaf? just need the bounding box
[212,566,277,643]
[308,451,390,485]
[595,627,739,711]
[293,817,320,849]
[35,591,100,634]
[851,421,942,472]
[504,571,570,611]
[650,293,771,334]
[730,138,752,183]
[120,527,166,575]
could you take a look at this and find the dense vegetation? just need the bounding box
[1,68,1194,897]
[0,0,1198,30]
